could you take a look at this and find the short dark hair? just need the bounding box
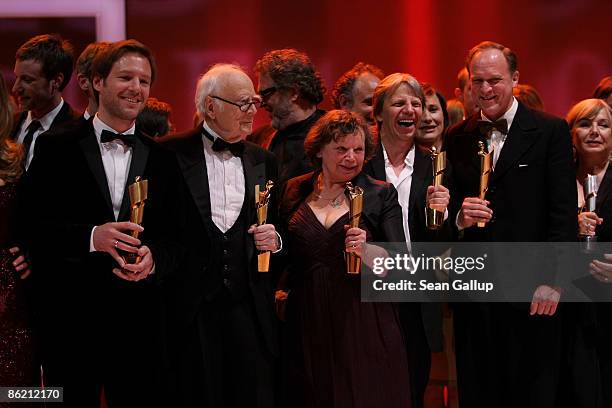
[15,34,74,91]
[422,83,449,129]
[254,48,325,105]
[466,41,518,75]
[92,39,157,84]
[331,62,385,109]
[76,42,111,80]
[593,76,612,101]
[136,97,172,138]
[304,110,375,170]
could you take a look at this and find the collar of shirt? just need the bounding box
[24,98,64,133]
[202,120,236,159]
[480,96,519,130]
[83,109,92,120]
[93,114,136,149]
[381,141,415,170]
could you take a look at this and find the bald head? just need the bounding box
[195,63,259,142]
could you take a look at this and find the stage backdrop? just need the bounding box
[1,0,611,132]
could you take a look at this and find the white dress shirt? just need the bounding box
[90,115,135,251]
[383,143,415,245]
[17,99,65,169]
[482,96,519,168]
[202,121,245,233]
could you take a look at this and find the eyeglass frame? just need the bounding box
[210,95,262,112]
[258,86,278,100]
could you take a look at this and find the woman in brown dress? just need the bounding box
[278,110,411,408]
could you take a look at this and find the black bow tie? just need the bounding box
[478,118,508,136]
[203,131,244,157]
[100,129,136,147]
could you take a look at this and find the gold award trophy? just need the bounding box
[122,176,148,264]
[477,141,493,228]
[580,174,598,251]
[256,180,274,272]
[426,146,447,230]
[345,182,364,274]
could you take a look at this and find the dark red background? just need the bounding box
[1,0,611,132]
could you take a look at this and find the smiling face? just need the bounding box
[318,130,365,183]
[469,48,518,121]
[94,52,151,132]
[12,59,60,118]
[417,92,444,148]
[206,70,258,143]
[573,109,612,159]
[376,83,423,145]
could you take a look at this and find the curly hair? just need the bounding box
[304,110,375,170]
[0,74,24,182]
[254,49,325,105]
[16,34,74,91]
[331,62,384,109]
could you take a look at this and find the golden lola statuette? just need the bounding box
[426,146,446,230]
[122,176,148,264]
[477,141,493,228]
[345,182,364,274]
[256,180,274,272]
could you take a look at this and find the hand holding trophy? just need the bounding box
[345,182,364,274]
[256,180,274,272]
[121,176,148,264]
[477,141,492,228]
[426,146,447,230]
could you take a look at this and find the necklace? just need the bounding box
[314,190,345,208]
[315,174,346,208]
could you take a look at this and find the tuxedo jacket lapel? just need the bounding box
[118,134,150,221]
[175,131,212,229]
[365,144,387,181]
[79,126,114,219]
[596,162,612,211]
[491,103,539,182]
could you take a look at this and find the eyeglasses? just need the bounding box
[258,86,278,100]
[210,95,262,112]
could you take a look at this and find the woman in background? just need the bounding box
[0,72,38,388]
[415,83,449,152]
[568,98,612,407]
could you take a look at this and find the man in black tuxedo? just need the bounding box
[11,34,79,169]
[160,64,280,408]
[22,40,185,407]
[253,49,326,186]
[362,72,450,408]
[446,41,577,408]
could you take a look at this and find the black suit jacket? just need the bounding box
[160,127,280,355]
[446,102,577,242]
[10,100,80,140]
[21,119,186,319]
[363,145,446,353]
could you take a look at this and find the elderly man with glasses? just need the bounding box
[160,63,280,408]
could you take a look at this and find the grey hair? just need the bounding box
[372,73,424,131]
[194,63,247,118]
